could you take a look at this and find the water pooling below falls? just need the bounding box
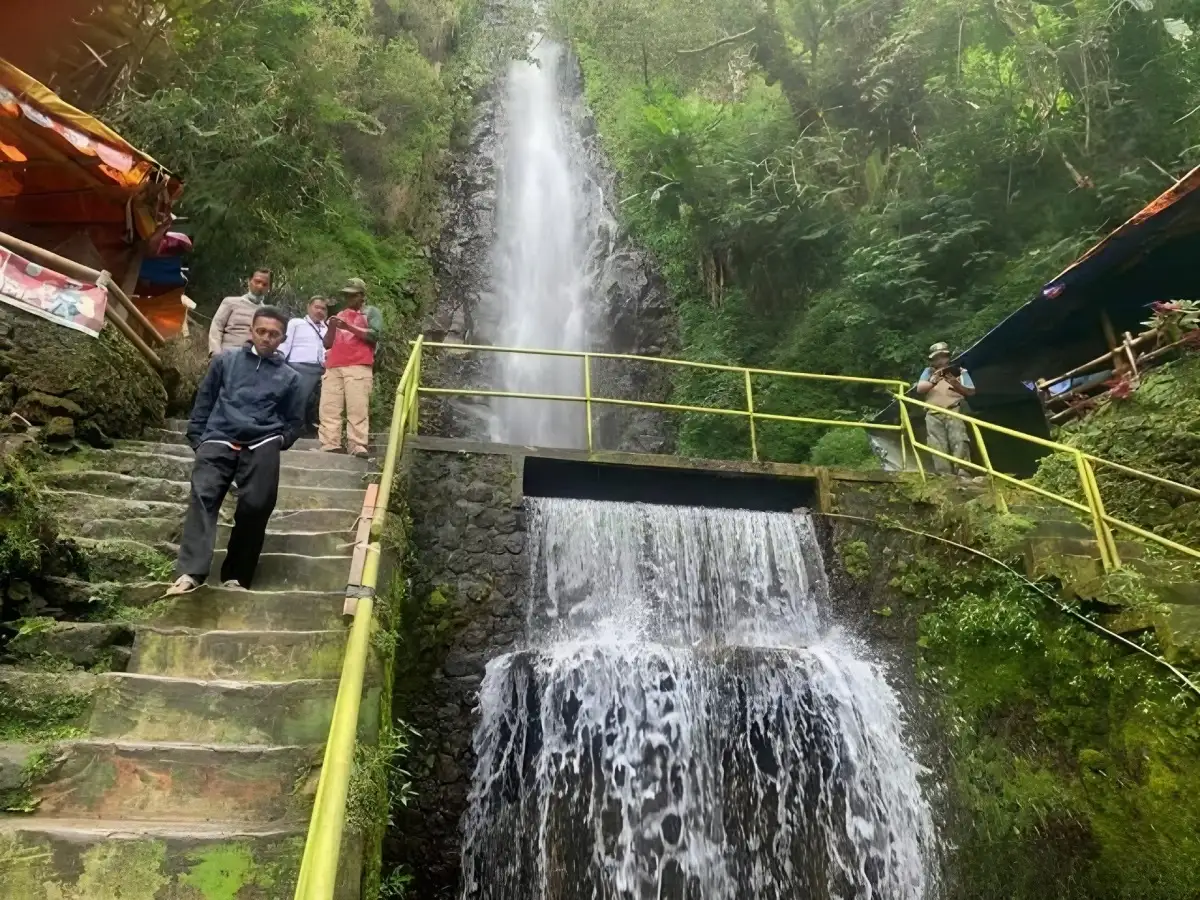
[460,499,936,899]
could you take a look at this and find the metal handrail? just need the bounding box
[294,338,1200,896]
[293,337,423,900]
[894,393,1200,569]
[415,340,908,463]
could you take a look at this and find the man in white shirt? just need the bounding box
[280,297,329,436]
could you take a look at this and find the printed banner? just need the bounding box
[0,246,107,337]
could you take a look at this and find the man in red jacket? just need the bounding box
[320,277,383,459]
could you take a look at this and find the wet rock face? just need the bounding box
[425,48,676,454]
[387,447,529,897]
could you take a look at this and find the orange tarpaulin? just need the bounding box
[0,58,182,281]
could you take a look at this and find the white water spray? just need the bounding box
[461,498,936,899]
[488,40,589,448]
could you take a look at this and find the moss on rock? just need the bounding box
[0,308,165,440]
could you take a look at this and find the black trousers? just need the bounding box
[289,362,323,432]
[176,440,281,587]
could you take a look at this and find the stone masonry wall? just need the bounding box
[386,444,527,898]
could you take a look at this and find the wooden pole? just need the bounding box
[0,229,166,347]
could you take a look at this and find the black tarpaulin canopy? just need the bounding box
[958,164,1200,388]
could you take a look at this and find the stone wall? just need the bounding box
[387,444,528,897]
[0,305,165,442]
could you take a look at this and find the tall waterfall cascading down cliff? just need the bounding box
[488,39,588,448]
[459,498,936,898]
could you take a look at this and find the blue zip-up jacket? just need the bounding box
[187,343,305,450]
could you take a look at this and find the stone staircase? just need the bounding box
[0,418,371,897]
[1016,502,1200,662]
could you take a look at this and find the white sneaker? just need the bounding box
[164,575,200,596]
[221,579,247,591]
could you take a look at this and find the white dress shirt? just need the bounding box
[281,316,328,366]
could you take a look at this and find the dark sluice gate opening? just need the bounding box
[522,456,816,512]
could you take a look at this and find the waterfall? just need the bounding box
[460,498,936,899]
[487,39,590,448]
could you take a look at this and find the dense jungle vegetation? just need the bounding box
[30,0,482,407]
[552,0,1200,464]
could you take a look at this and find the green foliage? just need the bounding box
[871,483,1200,899]
[97,0,473,414]
[808,427,880,469]
[837,539,870,580]
[565,0,1200,461]
[1032,354,1200,543]
[0,452,58,594]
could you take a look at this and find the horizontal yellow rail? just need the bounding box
[293,338,424,900]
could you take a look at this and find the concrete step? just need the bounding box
[25,740,320,824]
[0,818,304,897]
[56,508,360,544]
[217,528,356,557]
[87,672,371,746]
[44,490,185,523]
[114,440,373,472]
[64,449,369,491]
[72,537,174,584]
[146,427,326,452]
[130,629,350,682]
[43,579,347,632]
[45,470,363,511]
[208,551,350,592]
[64,539,350,589]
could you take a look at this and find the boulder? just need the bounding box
[0,307,165,439]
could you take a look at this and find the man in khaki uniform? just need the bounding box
[320,278,383,458]
[208,268,272,355]
[916,341,976,475]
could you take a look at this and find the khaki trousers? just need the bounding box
[925,410,970,475]
[319,365,373,453]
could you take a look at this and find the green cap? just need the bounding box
[339,277,367,295]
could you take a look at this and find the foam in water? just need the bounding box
[461,498,936,899]
[488,39,588,448]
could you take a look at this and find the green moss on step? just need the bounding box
[181,843,272,900]
[838,478,1200,899]
[0,671,93,741]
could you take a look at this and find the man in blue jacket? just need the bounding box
[166,306,306,595]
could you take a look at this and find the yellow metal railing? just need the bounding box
[296,338,1200,896]
[893,393,1200,571]
[415,340,1200,573]
[293,338,423,900]
[414,340,910,463]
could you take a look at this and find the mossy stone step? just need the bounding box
[41,579,347,632]
[146,427,326,452]
[45,470,363,511]
[0,819,308,899]
[129,629,353,682]
[216,527,356,557]
[66,449,368,491]
[25,740,320,824]
[86,673,373,747]
[114,440,373,473]
[208,551,350,592]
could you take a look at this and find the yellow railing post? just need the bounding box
[584,354,594,453]
[897,397,926,481]
[407,337,423,435]
[743,368,759,462]
[1075,452,1121,571]
[969,420,1008,514]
